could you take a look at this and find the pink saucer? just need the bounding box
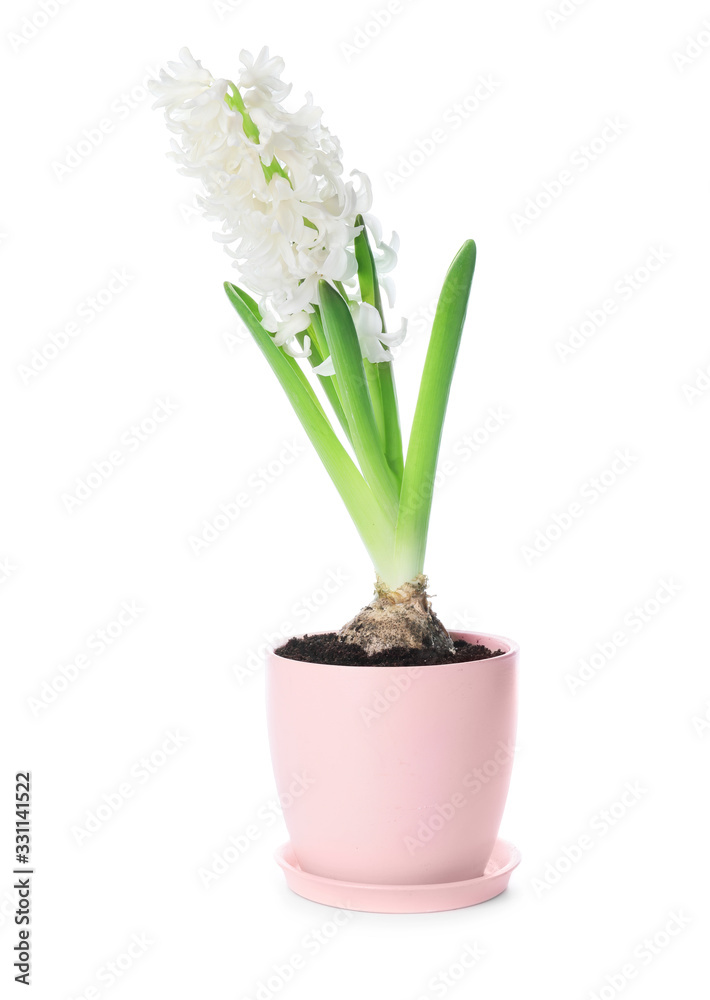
[275,839,520,913]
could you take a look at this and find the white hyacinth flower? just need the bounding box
[152,46,479,600]
[149,48,404,361]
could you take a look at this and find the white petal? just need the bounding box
[313,356,335,376]
[349,169,373,215]
[283,335,311,358]
[381,317,408,351]
[353,302,383,339]
[362,212,382,246]
[380,275,396,308]
[340,249,357,281]
[271,310,312,345]
[375,238,398,274]
[320,246,349,280]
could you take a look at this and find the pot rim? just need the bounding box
[269,628,519,669]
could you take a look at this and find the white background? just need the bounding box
[2,0,709,997]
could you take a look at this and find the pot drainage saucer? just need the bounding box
[274,838,520,913]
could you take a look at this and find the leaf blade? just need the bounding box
[393,239,477,582]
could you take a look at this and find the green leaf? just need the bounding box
[393,239,477,582]
[230,284,262,320]
[362,358,385,445]
[224,283,396,571]
[373,360,403,485]
[353,215,385,317]
[296,325,353,446]
[354,215,404,485]
[318,280,399,521]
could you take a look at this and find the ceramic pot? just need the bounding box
[266,630,517,887]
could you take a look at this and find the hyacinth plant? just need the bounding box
[150,48,477,658]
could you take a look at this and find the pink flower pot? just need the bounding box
[266,630,518,893]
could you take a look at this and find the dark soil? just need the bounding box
[275,633,504,667]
